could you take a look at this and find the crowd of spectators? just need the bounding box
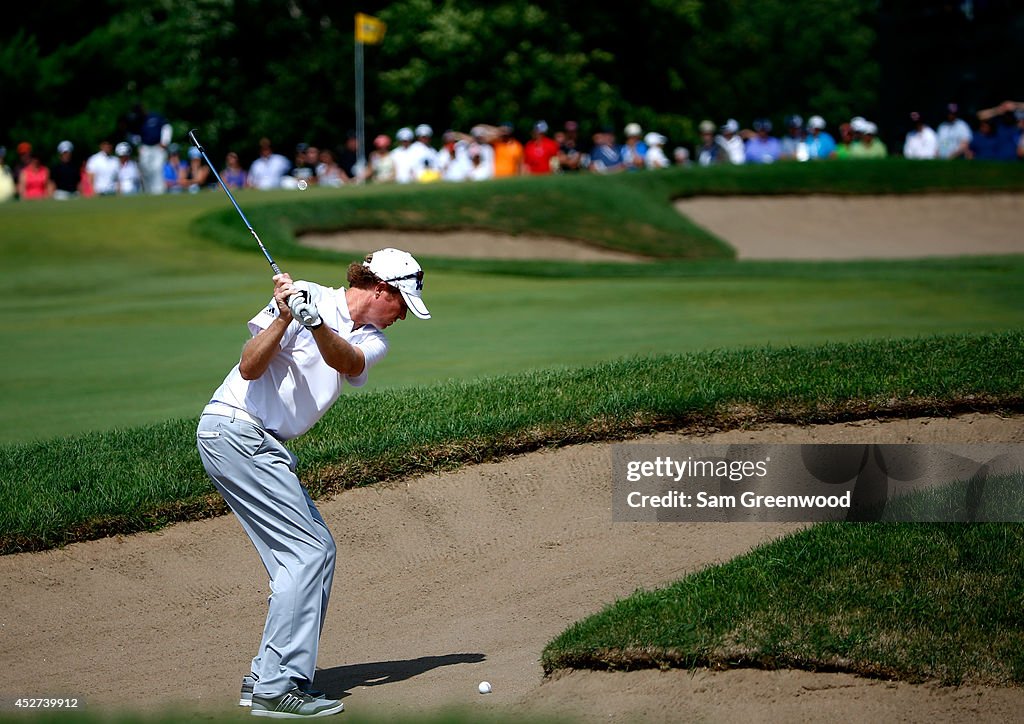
[3,100,1023,202]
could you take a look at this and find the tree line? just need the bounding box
[2,0,886,161]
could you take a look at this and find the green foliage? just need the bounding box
[2,0,883,161]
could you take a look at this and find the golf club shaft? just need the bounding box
[187,129,282,276]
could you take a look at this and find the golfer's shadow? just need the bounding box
[315,653,485,699]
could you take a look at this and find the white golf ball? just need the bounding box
[297,179,308,191]
[478,681,492,694]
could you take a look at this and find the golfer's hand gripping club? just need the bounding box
[287,291,323,329]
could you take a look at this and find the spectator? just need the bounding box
[86,139,120,196]
[134,103,173,194]
[164,144,188,193]
[391,127,418,184]
[832,122,855,159]
[51,140,80,199]
[621,122,647,170]
[779,115,809,161]
[696,119,721,166]
[466,143,493,181]
[673,146,691,166]
[644,132,670,169]
[588,127,626,173]
[524,120,560,174]
[936,103,972,160]
[247,138,291,190]
[115,142,142,194]
[903,111,938,159]
[78,160,94,198]
[183,146,211,193]
[221,151,247,190]
[804,116,836,160]
[744,118,781,164]
[317,149,346,188]
[976,101,1024,160]
[967,116,1018,161]
[366,134,396,183]
[409,124,439,181]
[716,119,745,164]
[437,130,473,182]
[13,141,33,187]
[489,122,524,177]
[0,147,14,203]
[289,143,318,188]
[556,121,583,172]
[849,122,887,159]
[336,131,360,180]
[17,153,51,200]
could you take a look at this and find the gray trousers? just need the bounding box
[196,412,336,697]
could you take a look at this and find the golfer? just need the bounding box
[196,248,430,718]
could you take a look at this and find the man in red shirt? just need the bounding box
[523,120,560,174]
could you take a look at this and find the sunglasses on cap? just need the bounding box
[382,270,424,291]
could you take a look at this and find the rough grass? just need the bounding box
[1,331,1021,554]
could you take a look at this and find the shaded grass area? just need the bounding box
[541,521,1024,687]
[1,331,1021,554]
[191,160,1024,265]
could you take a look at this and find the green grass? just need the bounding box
[1,331,1021,554]
[541,521,1024,686]
[4,174,1024,443]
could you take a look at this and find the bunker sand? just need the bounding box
[2,413,1022,722]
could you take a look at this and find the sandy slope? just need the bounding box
[1,413,1022,723]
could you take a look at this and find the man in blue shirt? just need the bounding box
[744,118,782,164]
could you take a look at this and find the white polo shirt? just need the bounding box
[210,282,388,440]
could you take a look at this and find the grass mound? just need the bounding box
[542,521,1024,686]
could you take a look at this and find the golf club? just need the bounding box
[188,129,316,325]
[188,129,282,275]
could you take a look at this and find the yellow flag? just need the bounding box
[355,13,386,44]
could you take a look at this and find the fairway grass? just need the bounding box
[542,521,1024,687]
[0,331,1021,554]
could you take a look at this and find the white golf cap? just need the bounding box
[720,118,739,133]
[396,127,414,142]
[115,142,132,156]
[807,115,826,130]
[57,140,74,154]
[643,132,666,147]
[415,123,433,137]
[624,122,642,137]
[364,248,430,320]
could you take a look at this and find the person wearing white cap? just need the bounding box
[196,247,430,718]
[716,119,746,164]
[408,124,439,181]
[643,132,670,169]
[621,123,648,170]
[804,115,836,160]
[114,141,142,194]
[849,121,888,159]
[391,127,419,184]
[51,141,80,199]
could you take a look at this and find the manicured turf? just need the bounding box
[541,520,1024,686]
[4,163,1024,443]
[1,331,1021,554]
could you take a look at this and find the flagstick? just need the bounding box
[355,37,365,178]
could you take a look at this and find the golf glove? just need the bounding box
[287,291,323,329]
